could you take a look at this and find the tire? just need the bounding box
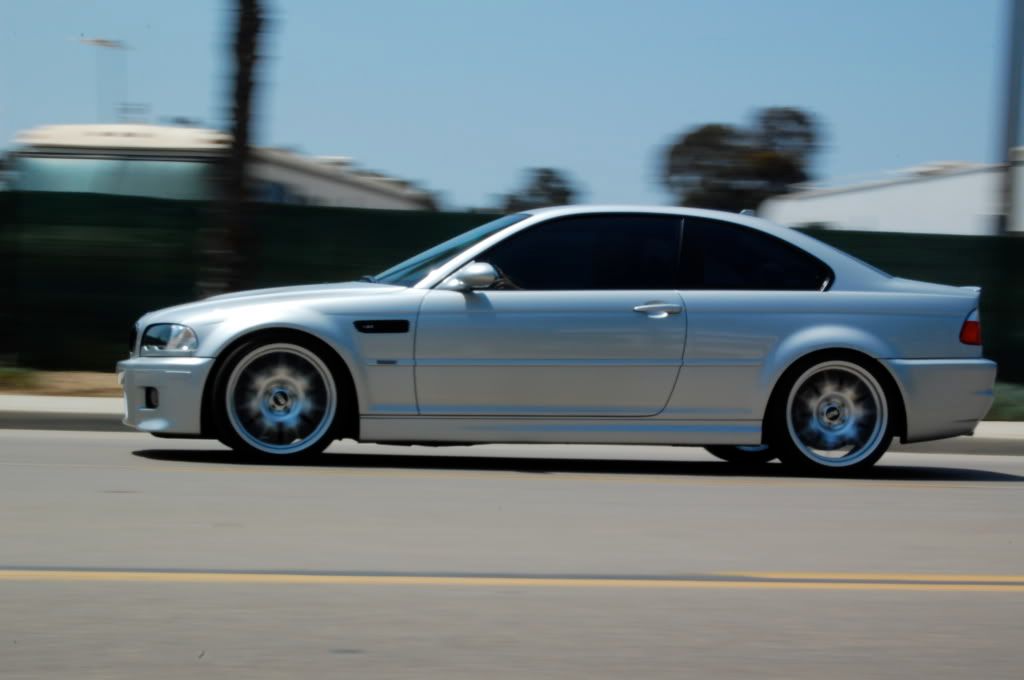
[769,358,893,472]
[705,445,777,465]
[212,335,345,458]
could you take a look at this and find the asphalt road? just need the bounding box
[1,429,1022,679]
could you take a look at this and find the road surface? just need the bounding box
[1,429,1022,679]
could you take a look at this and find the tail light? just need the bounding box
[959,309,982,346]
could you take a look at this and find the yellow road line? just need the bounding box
[724,571,1024,583]
[2,570,1023,592]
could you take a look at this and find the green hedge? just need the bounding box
[2,191,1021,380]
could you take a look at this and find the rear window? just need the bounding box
[797,229,894,278]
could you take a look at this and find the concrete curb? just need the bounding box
[0,394,1021,453]
[0,396,127,432]
[0,411,128,432]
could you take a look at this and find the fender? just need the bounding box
[198,304,368,414]
[758,324,899,410]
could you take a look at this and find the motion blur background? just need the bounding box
[1,0,1022,406]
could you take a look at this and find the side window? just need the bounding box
[681,218,831,291]
[480,214,681,290]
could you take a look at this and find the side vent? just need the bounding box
[354,320,410,334]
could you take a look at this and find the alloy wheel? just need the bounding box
[784,360,888,468]
[225,343,337,455]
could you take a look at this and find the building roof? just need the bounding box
[16,123,230,151]
[13,123,434,206]
[251,146,431,204]
[769,161,999,202]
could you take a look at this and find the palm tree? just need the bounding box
[199,0,264,297]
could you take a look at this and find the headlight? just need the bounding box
[140,324,198,355]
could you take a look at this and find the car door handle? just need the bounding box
[633,303,682,319]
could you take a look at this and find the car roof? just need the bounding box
[524,204,797,235]
[519,204,887,289]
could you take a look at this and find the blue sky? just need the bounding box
[0,0,1007,208]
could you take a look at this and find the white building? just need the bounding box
[8,123,435,210]
[760,162,1002,235]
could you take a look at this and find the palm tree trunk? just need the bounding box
[198,0,264,297]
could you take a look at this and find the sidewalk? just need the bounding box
[0,394,1021,453]
[0,395,126,432]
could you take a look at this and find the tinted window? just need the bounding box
[481,214,681,290]
[681,218,831,290]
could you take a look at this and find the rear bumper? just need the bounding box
[882,358,997,443]
[117,357,214,435]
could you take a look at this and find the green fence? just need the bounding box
[2,191,1022,379]
[1,192,483,371]
[803,228,1023,381]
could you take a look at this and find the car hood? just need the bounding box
[206,281,403,304]
[143,281,407,325]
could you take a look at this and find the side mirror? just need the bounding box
[438,262,499,291]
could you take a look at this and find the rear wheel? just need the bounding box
[213,338,343,458]
[771,359,893,472]
[705,445,776,465]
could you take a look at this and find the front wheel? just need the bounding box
[213,339,342,458]
[705,445,777,465]
[771,359,893,472]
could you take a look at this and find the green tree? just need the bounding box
[661,107,818,212]
[502,168,579,211]
[755,107,817,161]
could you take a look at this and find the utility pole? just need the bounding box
[79,38,126,123]
[999,0,1024,233]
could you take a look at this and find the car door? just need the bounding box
[670,216,836,418]
[414,213,686,417]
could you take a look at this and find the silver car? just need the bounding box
[117,206,996,472]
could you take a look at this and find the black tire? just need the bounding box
[705,445,777,465]
[768,356,894,473]
[211,333,350,459]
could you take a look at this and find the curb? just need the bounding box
[0,411,128,432]
[0,395,127,433]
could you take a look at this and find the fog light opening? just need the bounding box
[145,387,160,409]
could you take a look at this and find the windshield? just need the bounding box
[373,214,529,287]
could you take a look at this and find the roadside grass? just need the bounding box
[1,368,1023,420]
[0,367,39,391]
[988,382,1024,421]
[0,369,119,397]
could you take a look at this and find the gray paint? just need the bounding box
[118,206,996,451]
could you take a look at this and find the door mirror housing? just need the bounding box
[438,262,499,291]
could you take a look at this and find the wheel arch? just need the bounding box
[200,327,361,441]
[761,347,908,443]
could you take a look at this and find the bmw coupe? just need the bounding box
[118,206,996,472]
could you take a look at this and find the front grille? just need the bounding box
[129,323,138,356]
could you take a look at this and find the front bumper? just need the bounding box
[117,356,215,434]
[883,358,997,443]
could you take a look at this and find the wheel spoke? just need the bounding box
[225,343,337,455]
[786,361,888,468]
